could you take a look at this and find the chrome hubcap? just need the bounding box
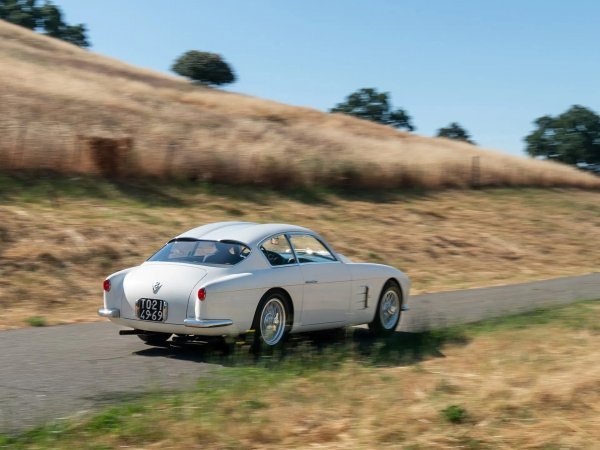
[380,289,400,329]
[260,298,286,345]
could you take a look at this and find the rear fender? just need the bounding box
[103,267,136,311]
[191,268,303,333]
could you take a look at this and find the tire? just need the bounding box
[251,290,291,350]
[369,281,402,336]
[137,331,172,346]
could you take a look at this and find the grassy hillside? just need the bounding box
[1,19,599,189]
[3,300,599,449]
[1,174,599,329]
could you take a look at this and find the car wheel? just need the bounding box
[137,331,172,346]
[369,281,402,336]
[252,291,291,349]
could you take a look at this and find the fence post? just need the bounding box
[471,156,481,188]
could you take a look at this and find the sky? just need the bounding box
[56,0,600,157]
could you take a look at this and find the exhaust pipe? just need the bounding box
[119,329,144,335]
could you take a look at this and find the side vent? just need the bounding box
[356,285,372,310]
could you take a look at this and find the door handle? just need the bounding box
[305,280,318,284]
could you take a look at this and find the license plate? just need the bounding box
[136,298,168,322]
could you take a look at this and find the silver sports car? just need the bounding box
[99,222,411,347]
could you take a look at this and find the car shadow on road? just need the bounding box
[132,326,469,368]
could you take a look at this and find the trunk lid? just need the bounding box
[121,263,208,323]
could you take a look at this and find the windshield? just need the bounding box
[148,239,251,266]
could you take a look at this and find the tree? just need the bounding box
[330,88,415,131]
[37,1,89,47]
[0,0,90,47]
[171,50,236,86]
[57,23,87,47]
[436,122,475,144]
[0,0,38,29]
[525,105,600,165]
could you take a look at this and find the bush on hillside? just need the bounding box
[330,88,415,131]
[171,50,236,86]
[436,122,475,144]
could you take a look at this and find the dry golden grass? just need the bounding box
[1,175,599,330]
[1,20,599,189]
[243,311,599,450]
[5,301,599,449]
[189,319,599,449]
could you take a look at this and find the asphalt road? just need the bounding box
[0,322,220,432]
[1,273,598,432]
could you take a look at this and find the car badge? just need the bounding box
[152,282,162,294]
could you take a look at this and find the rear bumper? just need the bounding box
[98,308,120,318]
[183,318,233,328]
[99,310,237,334]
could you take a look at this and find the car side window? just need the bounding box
[288,234,337,264]
[260,234,295,266]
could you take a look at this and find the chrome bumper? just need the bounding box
[184,318,233,328]
[98,307,120,318]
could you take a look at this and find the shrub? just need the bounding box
[171,50,236,86]
[441,404,468,423]
[25,316,47,327]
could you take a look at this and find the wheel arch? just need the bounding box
[369,277,404,324]
[368,278,404,335]
[385,277,405,305]
[252,287,295,329]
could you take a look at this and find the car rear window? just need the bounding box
[148,239,250,266]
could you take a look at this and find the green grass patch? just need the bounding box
[24,316,46,327]
[3,171,594,210]
[461,299,600,334]
[0,172,210,208]
[441,404,468,424]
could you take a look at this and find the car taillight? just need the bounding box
[103,279,111,292]
[197,288,206,301]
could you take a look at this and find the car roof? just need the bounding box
[174,222,315,246]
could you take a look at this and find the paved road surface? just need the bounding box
[1,273,598,432]
[0,322,219,432]
[401,273,600,331]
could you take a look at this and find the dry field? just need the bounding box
[1,20,599,189]
[1,175,599,329]
[2,301,599,449]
